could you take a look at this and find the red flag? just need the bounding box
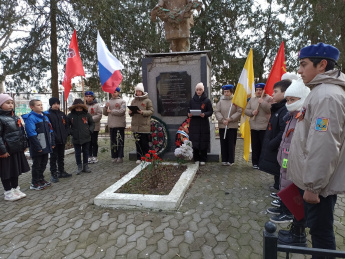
[264,41,287,96]
[62,30,85,101]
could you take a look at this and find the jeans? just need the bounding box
[89,131,99,157]
[50,144,65,173]
[74,142,90,165]
[32,154,49,184]
[110,128,125,158]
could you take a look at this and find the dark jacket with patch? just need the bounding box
[259,99,288,176]
[45,108,69,145]
[188,92,213,150]
[0,109,28,155]
[67,109,94,145]
[22,111,55,157]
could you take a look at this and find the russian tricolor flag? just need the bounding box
[97,31,124,93]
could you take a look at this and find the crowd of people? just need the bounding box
[1,42,345,255]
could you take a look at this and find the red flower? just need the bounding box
[152,133,156,138]
[151,126,156,131]
[141,156,145,160]
[158,132,163,137]
[153,140,159,145]
[175,140,181,146]
[145,154,150,158]
[148,150,156,154]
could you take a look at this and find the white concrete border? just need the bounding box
[94,162,199,211]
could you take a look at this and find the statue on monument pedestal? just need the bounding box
[151,0,202,52]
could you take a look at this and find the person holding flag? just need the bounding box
[215,84,242,166]
[244,83,272,169]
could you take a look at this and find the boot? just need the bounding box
[76,164,83,175]
[82,163,91,173]
[50,172,59,183]
[278,224,307,247]
[58,171,72,178]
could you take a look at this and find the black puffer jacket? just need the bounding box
[259,100,288,175]
[67,109,94,145]
[188,92,213,150]
[45,108,69,144]
[0,109,28,155]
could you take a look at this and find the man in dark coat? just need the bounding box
[46,97,71,182]
[259,80,291,190]
[188,82,213,165]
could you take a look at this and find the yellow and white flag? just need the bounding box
[232,48,255,162]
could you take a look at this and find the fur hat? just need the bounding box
[69,98,88,111]
[222,84,234,90]
[284,79,310,99]
[195,82,204,91]
[281,73,299,81]
[299,43,340,62]
[135,83,145,93]
[255,83,265,89]
[0,94,13,107]
[49,97,60,107]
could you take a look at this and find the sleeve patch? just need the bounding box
[315,117,329,132]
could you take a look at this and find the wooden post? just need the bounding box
[81,76,86,104]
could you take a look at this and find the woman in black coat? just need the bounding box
[188,82,213,165]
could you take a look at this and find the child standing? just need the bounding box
[188,82,213,165]
[22,99,55,190]
[103,87,126,163]
[259,80,291,191]
[67,99,95,174]
[215,84,242,166]
[129,83,154,163]
[85,91,102,164]
[267,79,310,224]
[0,94,30,200]
[46,97,72,182]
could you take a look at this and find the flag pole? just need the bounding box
[81,76,86,104]
[224,103,233,139]
[252,89,265,120]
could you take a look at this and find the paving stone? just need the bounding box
[189,237,205,252]
[116,242,136,256]
[168,235,184,248]
[160,247,179,259]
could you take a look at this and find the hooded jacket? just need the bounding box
[130,92,153,133]
[67,103,95,145]
[287,70,345,197]
[22,111,55,157]
[215,95,242,129]
[86,99,102,131]
[45,108,69,145]
[0,109,28,155]
[259,99,288,175]
[244,95,271,130]
[103,96,126,128]
[188,92,213,150]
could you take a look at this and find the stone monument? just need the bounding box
[151,0,202,52]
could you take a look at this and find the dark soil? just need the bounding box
[116,164,187,195]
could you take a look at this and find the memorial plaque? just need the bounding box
[156,71,191,116]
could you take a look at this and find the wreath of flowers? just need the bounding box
[149,116,170,155]
[175,117,191,147]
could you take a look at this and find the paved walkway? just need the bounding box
[0,139,344,258]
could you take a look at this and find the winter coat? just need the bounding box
[67,108,95,145]
[259,99,288,175]
[22,111,55,157]
[103,97,126,128]
[188,92,213,150]
[87,99,102,131]
[130,93,154,133]
[45,108,69,145]
[244,95,271,130]
[0,109,28,155]
[277,111,298,190]
[215,95,242,129]
[288,70,345,197]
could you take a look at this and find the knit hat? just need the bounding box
[0,94,13,107]
[85,91,94,96]
[135,83,145,93]
[222,84,234,90]
[49,97,60,106]
[195,82,204,91]
[284,79,310,112]
[68,98,88,111]
[255,83,265,89]
[281,73,299,81]
[299,43,340,62]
